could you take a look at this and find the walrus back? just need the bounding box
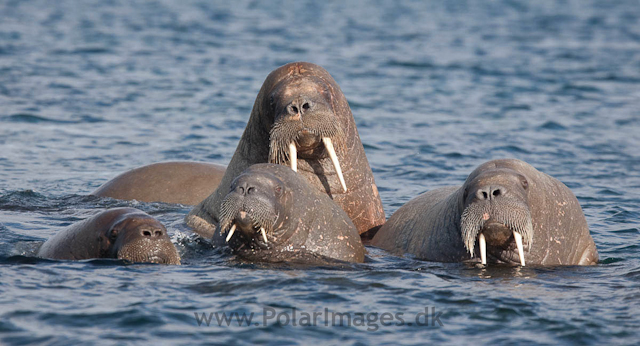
[372,186,467,262]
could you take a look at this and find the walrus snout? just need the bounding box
[114,224,181,265]
[461,185,533,266]
[219,175,282,244]
[117,238,181,265]
[267,78,348,193]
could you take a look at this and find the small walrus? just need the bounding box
[372,159,598,266]
[213,163,365,263]
[92,161,226,205]
[187,62,385,238]
[37,208,181,264]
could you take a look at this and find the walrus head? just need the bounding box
[103,214,181,265]
[460,167,533,266]
[266,64,347,193]
[217,165,293,248]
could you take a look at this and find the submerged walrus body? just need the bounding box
[37,208,181,265]
[214,163,365,263]
[92,161,226,205]
[372,159,598,266]
[187,62,385,238]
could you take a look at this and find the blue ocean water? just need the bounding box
[1,0,639,344]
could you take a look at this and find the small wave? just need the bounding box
[386,60,437,70]
[2,114,105,124]
[538,121,567,131]
[51,47,113,55]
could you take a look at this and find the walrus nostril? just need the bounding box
[492,188,501,197]
[236,182,250,195]
[302,102,310,111]
[154,230,163,237]
[142,230,152,237]
[477,189,489,200]
[247,186,255,194]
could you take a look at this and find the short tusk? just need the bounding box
[289,142,297,172]
[513,231,525,266]
[479,233,487,265]
[260,227,268,243]
[225,224,236,242]
[322,137,347,192]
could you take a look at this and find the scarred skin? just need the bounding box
[215,163,365,263]
[92,161,226,205]
[372,159,598,266]
[186,62,385,238]
[37,208,181,265]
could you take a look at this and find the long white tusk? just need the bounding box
[513,231,525,266]
[225,224,236,242]
[289,142,297,172]
[322,137,347,192]
[479,233,487,265]
[260,227,268,243]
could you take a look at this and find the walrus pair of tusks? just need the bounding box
[224,223,268,243]
[288,138,347,193]
[478,232,526,266]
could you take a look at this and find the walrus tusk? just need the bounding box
[225,224,237,242]
[260,227,268,243]
[479,233,487,265]
[514,231,525,266]
[289,142,297,172]
[322,137,347,192]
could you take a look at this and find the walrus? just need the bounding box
[37,208,181,264]
[213,163,365,263]
[372,159,598,266]
[186,62,385,238]
[92,161,226,205]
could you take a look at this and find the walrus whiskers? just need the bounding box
[323,137,347,192]
[460,199,532,266]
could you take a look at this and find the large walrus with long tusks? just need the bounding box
[186,62,385,238]
[37,208,181,264]
[215,163,364,263]
[372,159,598,266]
[91,161,226,205]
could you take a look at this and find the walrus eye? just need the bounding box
[275,185,282,195]
[109,229,118,241]
[522,179,529,189]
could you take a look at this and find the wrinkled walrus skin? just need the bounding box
[92,161,226,205]
[187,62,385,238]
[372,159,598,266]
[37,208,181,265]
[214,163,365,263]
